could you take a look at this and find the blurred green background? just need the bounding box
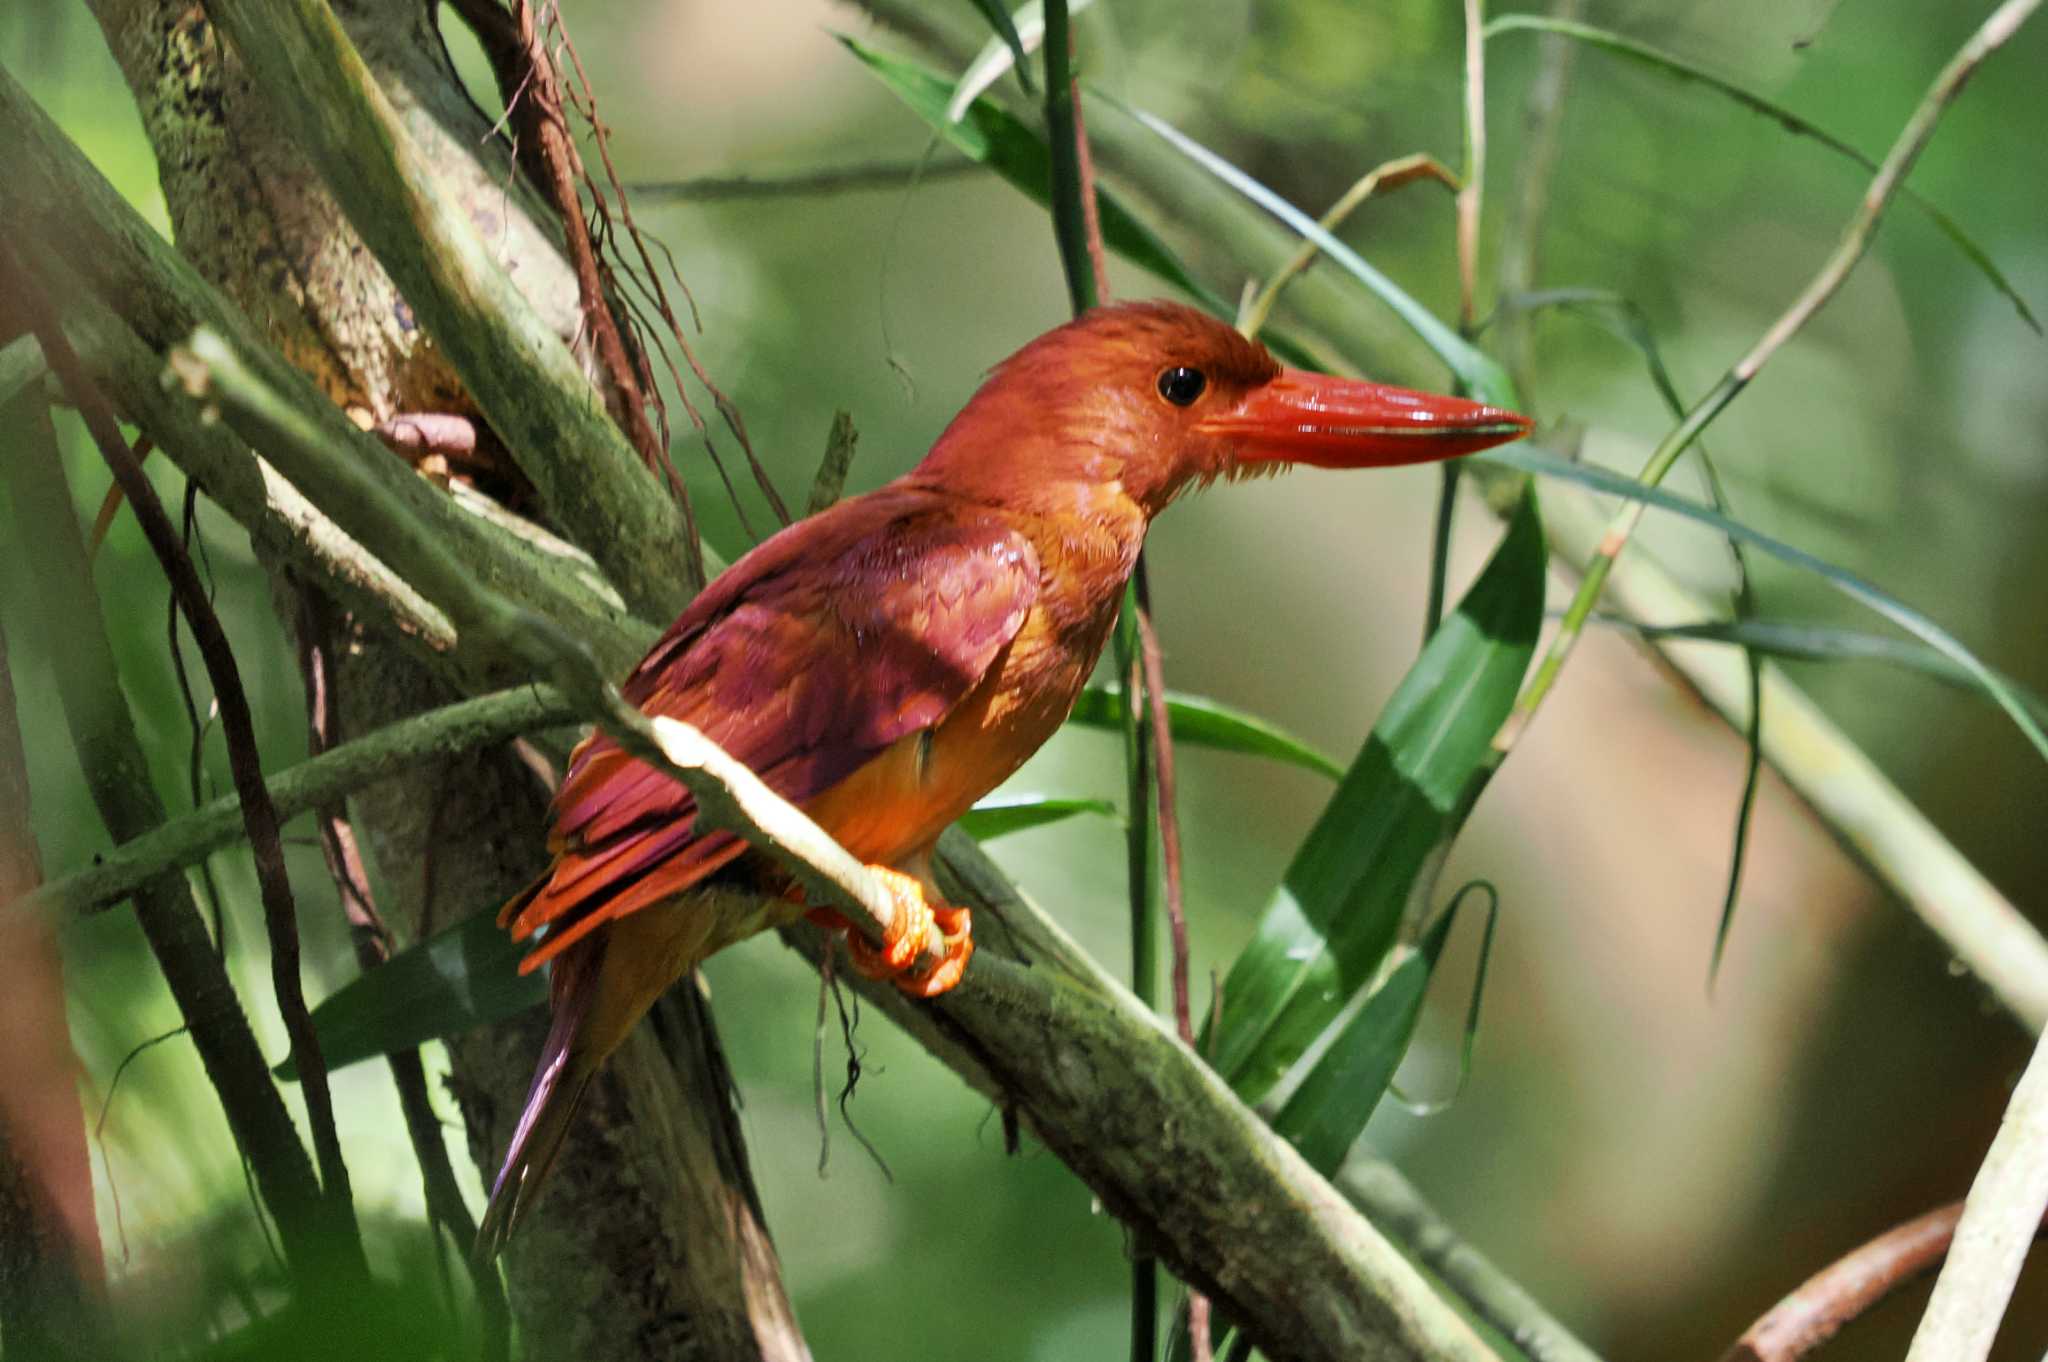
[4,0,2046,1357]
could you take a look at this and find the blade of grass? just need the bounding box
[1068,685,1345,781]
[960,795,1116,840]
[962,0,1037,95]
[1484,13,2040,335]
[947,0,1100,120]
[1596,616,2048,728]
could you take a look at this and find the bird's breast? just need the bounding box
[802,584,1122,870]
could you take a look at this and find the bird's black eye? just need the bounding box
[1157,366,1207,407]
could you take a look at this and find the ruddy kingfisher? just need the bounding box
[476,300,1531,1251]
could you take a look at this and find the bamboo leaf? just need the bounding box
[1483,446,2048,765]
[960,794,1116,839]
[1206,495,1544,1106]
[276,912,543,1079]
[962,0,1037,96]
[1599,615,2048,727]
[1272,905,1460,1174]
[1069,684,1346,780]
[948,0,1100,121]
[1485,14,2040,334]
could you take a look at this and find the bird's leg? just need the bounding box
[802,865,974,998]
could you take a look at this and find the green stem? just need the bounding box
[24,687,580,919]
[1042,0,1098,314]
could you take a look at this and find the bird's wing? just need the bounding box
[503,490,1040,969]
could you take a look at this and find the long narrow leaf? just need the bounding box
[1207,495,1544,1105]
[960,794,1116,839]
[1069,684,1345,780]
[947,0,1099,121]
[277,912,542,1079]
[1484,446,2048,764]
[962,0,1036,95]
[1600,615,2048,728]
[1485,14,2039,334]
[1272,905,1461,1174]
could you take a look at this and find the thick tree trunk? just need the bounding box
[84,3,807,1356]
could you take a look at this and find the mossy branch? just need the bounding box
[201,0,700,620]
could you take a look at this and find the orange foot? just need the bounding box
[804,865,974,999]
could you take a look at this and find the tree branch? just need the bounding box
[0,74,655,687]
[1906,1011,2048,1360]
[200,0,699,621]
[24,687,579,919]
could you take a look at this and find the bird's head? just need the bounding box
[914,300,1532,517]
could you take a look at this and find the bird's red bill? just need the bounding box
[1197,368,1532,469]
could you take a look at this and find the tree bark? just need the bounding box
[82,2,807,1355]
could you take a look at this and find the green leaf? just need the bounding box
[1599,615,2048,728]
[1121,103,1520,409]
[962,0,1037,96]
[1068,684,1345,781]
[960,793,1116,839]
[1206,494,1544,1105]
[1483,445,2048,766]
[1485,14,2039,335]
[947,0,1100,121]
[1497,288,1768,986]
[1271,905,1459,1174]
[277,912,543,1079]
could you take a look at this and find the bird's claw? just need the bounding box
[804,866,973,998]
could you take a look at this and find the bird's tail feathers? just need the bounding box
[472,944,600,1261]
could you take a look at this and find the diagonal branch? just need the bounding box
[201,0,699,621]
[24,686,580,919]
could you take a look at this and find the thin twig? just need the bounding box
[1238,154,1459,341]
[1132,608,1192,1048]
[1490,0,2044,763]
[627,157,982,203]
[1493,0,1584,399]
[543,3,791,530]
[22,686,579,919]
[502,2,666,479]
[1341,1161,1605,1362]
[1457,0,1488,332]
[3,245,364,1263]
[1070,78,1112,307]
[1719,1200,2020,1362]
